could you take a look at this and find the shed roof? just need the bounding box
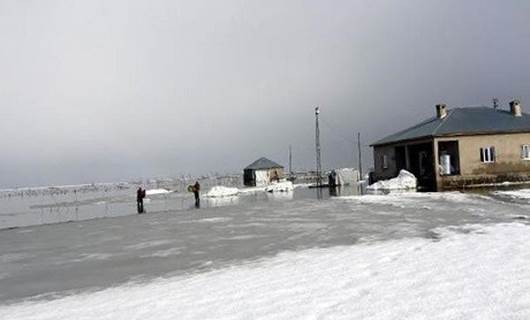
[372,107,530,146]
[244,157,283,170]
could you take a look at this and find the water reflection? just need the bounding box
[205,196,240,208]
[266,191,294,201]
[0,183,367,229]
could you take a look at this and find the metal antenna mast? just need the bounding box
[289,145,293,175]
[357,132,363,180]
[315,107,322,186]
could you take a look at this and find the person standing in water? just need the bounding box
[137,187,145,213]
[192,181,200,208]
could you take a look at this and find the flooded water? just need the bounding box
[0,184,360,230]
[0,185,526,305]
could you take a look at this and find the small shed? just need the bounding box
[243,157,284,187]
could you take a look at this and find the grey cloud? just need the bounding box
[1,0,529,187]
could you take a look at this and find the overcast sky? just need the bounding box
[1,0,529,187]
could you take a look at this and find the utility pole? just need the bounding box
[288,145,293,175]
[315,107,322,186]
[357,132,363,180]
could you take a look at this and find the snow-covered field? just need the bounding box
[1,223,529,320]
[1,188,530,319]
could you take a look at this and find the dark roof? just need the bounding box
[372,107,530,146]
[244,157,283,170]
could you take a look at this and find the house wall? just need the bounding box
[372,145,398,181]
[372,139,433,181]
[243,168,284,187]
[436,132,530,190]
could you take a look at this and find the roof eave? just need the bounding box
[370,135,434,147]
[372,129,530,147]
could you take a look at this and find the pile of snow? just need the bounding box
[265,181,294,193]
[205,186,239,198]
[238,186,267,195]
[239,182,305,195]
[368,170,417,191]
[2,223,530,319]
[333,168,359,186]
[145,189,171,196]
[293,183,312,189]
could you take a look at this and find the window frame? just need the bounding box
[382,154,388,170]
[522,145,530,160]
[480,146,496,164]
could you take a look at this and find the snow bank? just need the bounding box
[205,186,239,198]
[2,223,529,320]
[238,186,267,195]
[493,189,530,200]
[265,181,294,193]
[334,168,359,185]
[368,170,417,191]
[145,189,171,196]
[239,182,306,195]
[205,196,240,207]
[341,191,489,209]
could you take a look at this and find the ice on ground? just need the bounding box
[0,187,525,307]
[145,189,171,196]
[124,240,174,250]
[142,247,183,258]
[204,196,240,207]
[266,192,294,201]
[239,182,307,195]
[196,217,233,223]
[493,189,530,200]
[265,181,294,193]
[205,186,240,198]
[293,183,312,189]
[2,223,529,320]
[340,191,490,209]
[367,170,417,191]
[238,186,267,195]
[73,253,113,262]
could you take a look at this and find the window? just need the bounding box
[480,147,495,163]
[522,145,530,160]
[382,154,388,169]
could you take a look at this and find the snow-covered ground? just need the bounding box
[493,188,530,200]
[145,189,171,196]
[205,186,240,198]
[1,223,529,320]
[264,181,294,192]
[1,188,530,319]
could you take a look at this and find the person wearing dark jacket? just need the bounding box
[137,187,145,213]
[192,181,200,208]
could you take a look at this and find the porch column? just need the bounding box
[405,145,410,170]
[433,139,440,191]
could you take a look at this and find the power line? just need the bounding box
[319,116,355,143]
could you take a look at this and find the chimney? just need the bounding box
[510,100,522,117]
[436,104,447,119]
